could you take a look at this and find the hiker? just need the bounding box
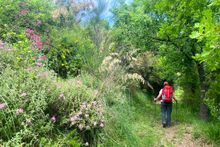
[154,81,177,128]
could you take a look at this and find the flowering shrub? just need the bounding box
[0,0,53,44]
[69,100,104,143]
[0,48,105,146]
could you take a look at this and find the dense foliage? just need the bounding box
[0,0,220,146]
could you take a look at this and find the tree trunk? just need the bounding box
[197,63,208,120]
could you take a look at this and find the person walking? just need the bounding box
[154,81,177,128]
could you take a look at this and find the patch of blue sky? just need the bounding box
[100,0,133,25]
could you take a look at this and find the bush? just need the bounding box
[0,66,58,145]
[47,26,95,78]
[0,48,105,146]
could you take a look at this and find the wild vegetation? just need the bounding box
[0,0,220,146]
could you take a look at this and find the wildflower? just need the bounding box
[93,90,98,97]
[59,93,65,97]
[36,42,43,49]
[58,93,65,100]
[78,124,84,130]
[31,34,37,40]
[86,126,90,130]
[36,62,42,66]
[19,10,28,16]
[25,28,34,34]
[85,114,89,118]
[38,72,49,77]
[20,92,27,97]
[71,121,76,125]
[33,56,37,60]
[92,101,97,107]
[37,20,42,26]
[0,42,4,48]
[43,55,47,60]
[85,142,89,146]
[77,111,83,116]
[70,116,78,121]
[25,67,33,72]
[93,121,97,126]
[6,48,13,51]
[20,2,27,7]
[16,108,24,114]
[76,80,82,85]
[35,36,41,42]
[100,122,104,128]
[41,55,47,60]
[26,118,32,124]
[80,103,87,110]
[51,116,56,123]
[0,103,6,109]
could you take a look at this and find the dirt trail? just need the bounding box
[155,123,213,147]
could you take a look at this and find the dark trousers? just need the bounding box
[161,102,172,126]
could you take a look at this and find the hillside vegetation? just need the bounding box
[0,0,220,146]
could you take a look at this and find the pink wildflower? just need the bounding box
[59,93,65,97]
[100,122,104,128]
[80,103,87,110]
[20,2,27,7]
[92,101,97,107]
[70,116,77,121]
[38,55,47,61]
[19,10,28,16]
[20,92,27,97]
[25,28,34,34]
[36,62,42,66]
[25,67,33,72]
[33,56,37,60]
[16,108,24,114]
[35,36,41,42]
[36,42,43,49]
[51,116,56,123]
[42,55,47,60]
[31,34,37,40]
[37,20,42,26]
[0,43,5,48]
[0,103,6,109]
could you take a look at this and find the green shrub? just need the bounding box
[0,49,105,146]
[47,26,95,78]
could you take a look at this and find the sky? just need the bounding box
[59,0,133,25]
[100,0,133,25]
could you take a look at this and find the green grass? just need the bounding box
[102,90,220,146]
[102,90,160,146]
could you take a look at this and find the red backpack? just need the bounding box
[162,85,173,102]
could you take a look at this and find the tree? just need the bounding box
[112,0,215,120]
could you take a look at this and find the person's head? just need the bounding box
[163,81,169,86]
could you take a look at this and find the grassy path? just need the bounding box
[129,91,213,147]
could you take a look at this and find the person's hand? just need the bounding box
[154,98,157,102]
